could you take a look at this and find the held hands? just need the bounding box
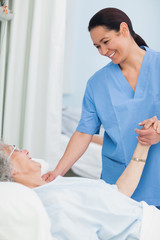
[135,116,160,145]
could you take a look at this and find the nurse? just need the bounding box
[43,8,160,206]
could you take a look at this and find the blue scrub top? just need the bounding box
[77,46,160,206]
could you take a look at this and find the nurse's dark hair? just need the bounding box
[88,8,148,47]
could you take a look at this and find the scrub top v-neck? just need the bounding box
[114,49,148,99]
[77,46,160,206]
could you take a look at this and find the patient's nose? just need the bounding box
[22,149,29,155]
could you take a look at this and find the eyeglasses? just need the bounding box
[7,145,20,161]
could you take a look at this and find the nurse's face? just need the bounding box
[90,24,130,65]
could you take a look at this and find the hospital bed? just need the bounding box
[1,108,160,239]
[1,159,160,239]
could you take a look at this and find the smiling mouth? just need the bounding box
[109,51,116,58]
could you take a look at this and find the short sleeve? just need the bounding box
[76,81,101,135]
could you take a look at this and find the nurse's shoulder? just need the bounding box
[87,61,114,86]
[145,46,160,59]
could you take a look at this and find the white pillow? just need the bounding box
[0,182,54,240]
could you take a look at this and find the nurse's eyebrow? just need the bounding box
[100,37,108,42]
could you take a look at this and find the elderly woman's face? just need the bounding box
[5,145,41,173]
[90,25,130,65]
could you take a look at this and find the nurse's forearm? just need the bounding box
[91,135,103,145]
[54,131,92,176]
[116,143,150,197]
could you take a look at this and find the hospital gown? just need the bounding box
[77,46,160,206]
[34,176,143,240]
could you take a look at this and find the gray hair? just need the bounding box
[0,141,14,182]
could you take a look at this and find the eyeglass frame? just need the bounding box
[7,145,20,161]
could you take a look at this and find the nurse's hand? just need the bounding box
[135,116,160,145]
[138,116,159,130]
[42,169,59,183]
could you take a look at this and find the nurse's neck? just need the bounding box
[119,44,146,92]
[119,43,146,72]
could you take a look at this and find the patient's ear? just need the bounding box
[12,169,19,182]
[12,168,18,176]
[10,159,19,175]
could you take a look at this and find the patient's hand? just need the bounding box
[135,116,160,145]
[42,170,59,183]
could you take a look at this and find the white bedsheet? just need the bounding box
[1,175,160,239]
[34,176,143,239]
[140,201,160,240]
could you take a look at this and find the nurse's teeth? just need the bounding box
[109,52,115,57]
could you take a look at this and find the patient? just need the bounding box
[0,120,160,239]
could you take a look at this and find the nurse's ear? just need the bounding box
[119,22,129,37]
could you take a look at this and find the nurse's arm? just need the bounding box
[42,131,92,182]
[116,143,150,197]
[91,135,103,145]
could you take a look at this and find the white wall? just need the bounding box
[63,0,160,108]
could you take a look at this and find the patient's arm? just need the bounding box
[117,118,160,197]
[116,143,150,197]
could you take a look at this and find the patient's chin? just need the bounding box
[31,158,49,176]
